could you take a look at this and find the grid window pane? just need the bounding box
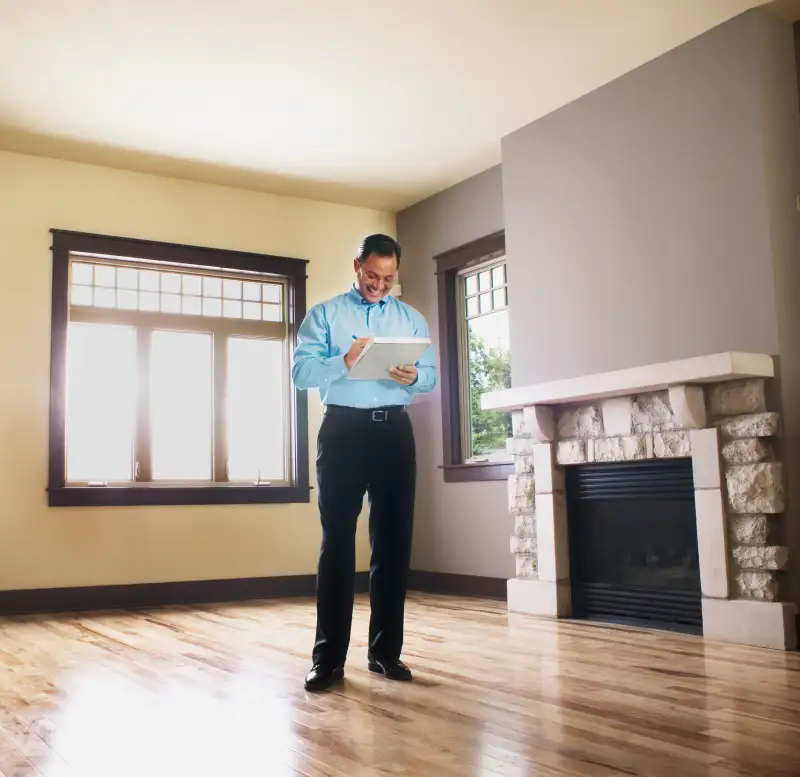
[203,297,222,317]
[492,266,505,287]
[243,301,261,320]
[117,267,138,290]
[182,275,202,296]
[69,261,285,325]
[465,275,478,297]
[262,284,281,304]
[140,270,160,292]
[94,265,116,288]
[162,273,182,294]
[478,271,491,291]
[479,293,492,314]
[71,263,93,285]
[161,293,181,314]
[71,285,93,307]
[66,323,136,482]
[223,299,242,319]
[118,289,138,310]
[139,291,160,312]
[150,330,213,481]
[262,303,281,322]
[182,295,202,316]
[203,277,222,297]
[243,282,261,301]
[227,337,286,482]
[466,297,479,318]
[223,279,242,299]
[493,288,507,309]
[94,287,116,308]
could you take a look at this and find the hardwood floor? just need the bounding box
[0,593,798,777]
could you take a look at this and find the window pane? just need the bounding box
[227,337,286,482]
[243,301,261,320]
[223,299,242,319]
[243,282,261,301]
[203,297,222,317]
[140,270,160,292]
[262,284,281,304]
[94,265,116,288]
[162,273,182,294]
[182,295,202,316]
[139,291,160,311]
[223,279,242,299]
[493,288,507,309]
[466,309,512,461]
[492,265,505,287]
[94,287,116,308]
[161,293,181,314]
[66,323,136,482]
[203,277,222,298]
[478,271,491,291]
[71,285,93,307]
[117,267,138,290]
[465,274,478,297]
[150,331,213,481]
[466,297,479,319]
[71,262,93,285]
[182,275,202,296]
[262,304,281,322]
[479,293,492,314]
[118,289,138,310]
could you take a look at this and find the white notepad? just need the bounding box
[347,337,431,381]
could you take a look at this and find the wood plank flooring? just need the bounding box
[0,593,798,776]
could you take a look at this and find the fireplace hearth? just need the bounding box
[482,352,797,651]
[566,459,702,633]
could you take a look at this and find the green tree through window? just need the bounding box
[468,330,512,457]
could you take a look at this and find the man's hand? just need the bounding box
[388,365,417,386]
[344,338,371,369]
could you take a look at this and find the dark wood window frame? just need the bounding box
[433,230,513,483]
[48,229,310,507]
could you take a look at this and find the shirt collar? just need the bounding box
[348,284,388,307]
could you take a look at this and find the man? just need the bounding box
[292,233,436,692]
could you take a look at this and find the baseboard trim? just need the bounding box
[0,570,507,617]
[408,571,507,600]
[0,573,370,616]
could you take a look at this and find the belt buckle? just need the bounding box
[372,409,388,422]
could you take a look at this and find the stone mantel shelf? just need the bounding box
[481,352,773,413]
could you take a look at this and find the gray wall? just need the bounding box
[397,166,514,578]
[502,10,781,388]
[756,15,800,609]
[399,10,800,598]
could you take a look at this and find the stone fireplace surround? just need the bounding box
[482,352,797,651]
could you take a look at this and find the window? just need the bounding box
[433,231,513,483]
[48,230,309,506]
[457,258,512,463]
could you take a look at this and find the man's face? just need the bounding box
[354,253,398,304]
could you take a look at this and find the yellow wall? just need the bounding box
[0,150,395,591]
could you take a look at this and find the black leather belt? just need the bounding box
[324,404,407,422]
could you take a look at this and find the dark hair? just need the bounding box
[357,234,401,266]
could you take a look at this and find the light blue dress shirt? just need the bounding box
[292,285,437,408]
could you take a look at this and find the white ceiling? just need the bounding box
[0,0,777,211]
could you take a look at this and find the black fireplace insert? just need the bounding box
[566,458,702,634]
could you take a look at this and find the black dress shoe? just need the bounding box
[304,663,344,691]
[367,655,412,682]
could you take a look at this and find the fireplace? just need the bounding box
[483,352,797,651]
[566,459,702,633]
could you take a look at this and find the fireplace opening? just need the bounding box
[566,459,702,634]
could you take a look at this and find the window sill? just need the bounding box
[439,461,513,483]
[48,485,311,507]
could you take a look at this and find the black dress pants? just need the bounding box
[312,406,416,669]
